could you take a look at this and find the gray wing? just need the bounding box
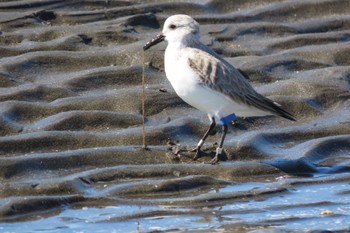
[187,48,296,121]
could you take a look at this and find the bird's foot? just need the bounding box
[210,147,223,165]
[210,156,219,165]
[190,146,197,153]
[191,146,204,160]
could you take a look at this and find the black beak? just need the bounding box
[143,33,165,51]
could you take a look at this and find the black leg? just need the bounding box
[210,124,228,164]
[192,117,216,160]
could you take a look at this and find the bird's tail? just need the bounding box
[246,94,296,121]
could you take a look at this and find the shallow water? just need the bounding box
[2,174,350,232]
[1,0,350,232]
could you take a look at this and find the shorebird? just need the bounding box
[143,14,296,164]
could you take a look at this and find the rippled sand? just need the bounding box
[1,0,350,232]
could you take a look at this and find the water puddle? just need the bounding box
[2,178,349,232]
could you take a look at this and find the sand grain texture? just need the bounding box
[1,0,350,232]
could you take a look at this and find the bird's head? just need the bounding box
[143,14,200,50]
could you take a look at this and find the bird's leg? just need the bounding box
[210,124,228,164]
[192,117,216,160]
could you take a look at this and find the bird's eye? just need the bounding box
[169,24,176,29]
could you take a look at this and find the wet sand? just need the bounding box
[1,0,350,232]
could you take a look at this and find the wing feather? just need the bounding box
[187,48,296,121]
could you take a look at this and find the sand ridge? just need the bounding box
[1,0,350,232]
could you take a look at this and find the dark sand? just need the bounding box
[1,0,350,232]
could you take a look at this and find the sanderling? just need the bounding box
[143,14,296,164]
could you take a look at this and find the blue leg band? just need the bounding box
[220,113,237,125]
